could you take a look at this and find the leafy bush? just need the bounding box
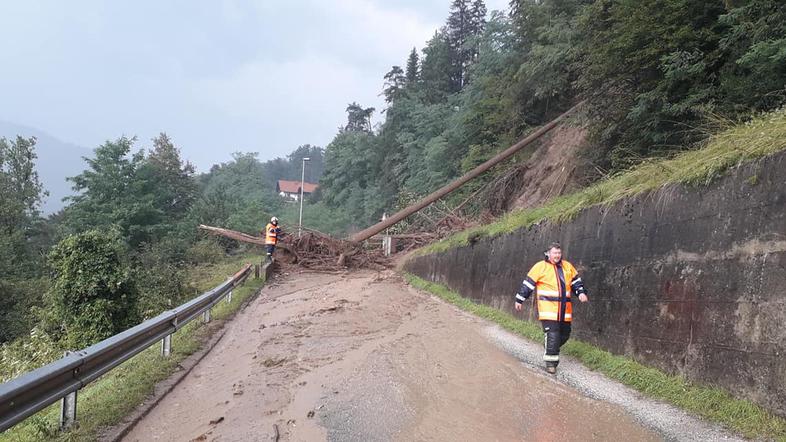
[47,230,139,349]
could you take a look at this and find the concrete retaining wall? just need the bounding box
[405,151,786,417]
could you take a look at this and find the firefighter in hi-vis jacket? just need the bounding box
[515,242,589,374]
[263,217,282,262]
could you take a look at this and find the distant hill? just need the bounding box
[0,121,89,214]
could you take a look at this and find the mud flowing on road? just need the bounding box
[121,271,729,442]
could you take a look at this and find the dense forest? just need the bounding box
[319,0,786,226]
[2,0,785,374]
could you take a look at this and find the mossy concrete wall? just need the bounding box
[405,151,786,417]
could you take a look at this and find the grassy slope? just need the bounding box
[417,109,786,256]
[405,274,786,440]
[1,255,265,442]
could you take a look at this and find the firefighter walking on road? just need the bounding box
[263,216,282,262]
[514,242,589,374]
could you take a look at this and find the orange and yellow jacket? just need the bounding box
[264,223,281,245]
[515,258,587,322]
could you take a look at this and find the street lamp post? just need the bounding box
[299,157,311,237]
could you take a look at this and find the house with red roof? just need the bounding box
[276,179,319,201]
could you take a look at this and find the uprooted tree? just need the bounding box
[198,225,389,270]
[199,102,583,269]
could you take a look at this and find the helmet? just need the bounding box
[270,216,278,224]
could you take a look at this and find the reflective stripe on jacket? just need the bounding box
[265,223,280,245]
[515,258,586,323]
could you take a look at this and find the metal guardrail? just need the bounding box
[0,262,260,433]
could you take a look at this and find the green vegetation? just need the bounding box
[189,147,348,238]
[0,136,48,343]
[0,133,336,350]
[0,255,264,442]
[4,0,785,347]
[405,274,786,440]
[46,231,139,349]
[416,109,786,256]
[316,0,786,227]
[1,0,785,436]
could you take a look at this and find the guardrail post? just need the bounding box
[226,290,233,304]
[59,352,77,430]
[203,308,211,323]
[255,264,260,279]
[60,390,77,430]
[161,334,172,357]
[161,317,177,357]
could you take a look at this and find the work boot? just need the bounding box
[546,365,557,375]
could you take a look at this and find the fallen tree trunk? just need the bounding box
[349,101,585,243]
[199,224,265,245]
[198,224,297,259]
[198,224,388,270]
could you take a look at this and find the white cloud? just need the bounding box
[189,52,384,160]
[244,0,441,65]
[323,0,440,58]
[194,54,376,121]
[189,0,444,157]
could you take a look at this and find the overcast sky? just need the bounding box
[0,0,509,171]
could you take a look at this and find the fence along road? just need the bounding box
[0,261,269,433]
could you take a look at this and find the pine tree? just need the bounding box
[405,47,420,83]
[470,0,487,36]
[382,66,406,103]
[420,30,455,101]
[447,0,471,90]
[466,0,487,84]
[447,0,487,90]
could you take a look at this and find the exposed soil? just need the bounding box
[485,125,589,216]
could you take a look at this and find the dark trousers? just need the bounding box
[266,244,275,258]
[542,320,571,367]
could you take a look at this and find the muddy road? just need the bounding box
[121,270,737,442]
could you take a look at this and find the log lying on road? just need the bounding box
[198,224,388,270]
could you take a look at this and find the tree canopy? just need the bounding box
[315,0,786,224]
